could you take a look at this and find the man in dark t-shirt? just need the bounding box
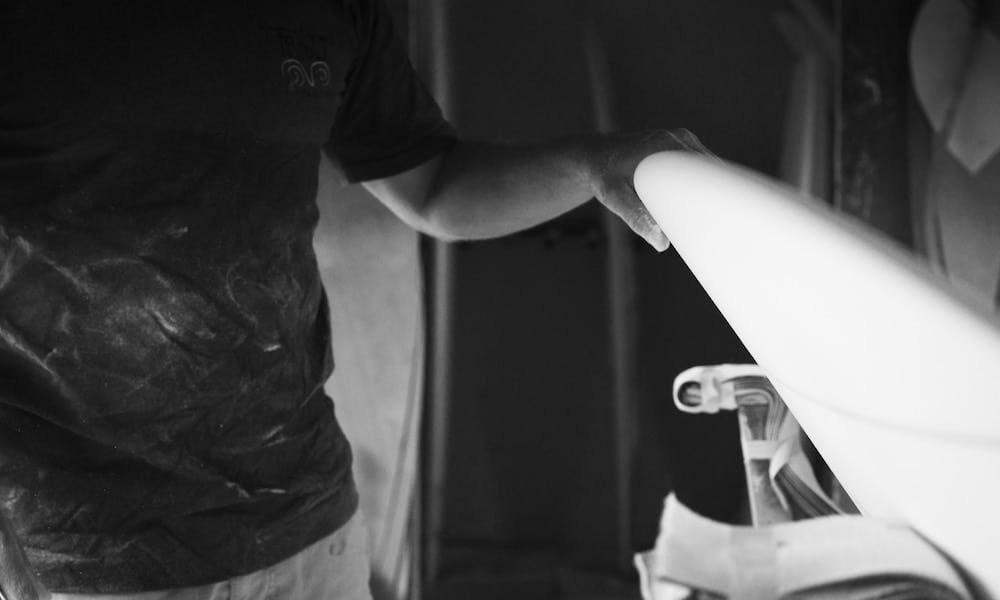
[0,1,708,598]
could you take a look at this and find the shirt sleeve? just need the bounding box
[325,0,456,183]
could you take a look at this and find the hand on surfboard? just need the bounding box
[591,128,717,252]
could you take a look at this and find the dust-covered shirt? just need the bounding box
[0,0,453,592]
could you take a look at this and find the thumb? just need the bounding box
[600,176,670,252]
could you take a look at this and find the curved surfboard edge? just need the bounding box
[636,152,996,325]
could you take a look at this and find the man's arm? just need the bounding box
[362,129,712,251]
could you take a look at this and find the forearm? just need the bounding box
[419,137,605,241]
[362,128,709,250]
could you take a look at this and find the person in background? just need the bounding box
[0,1,709,598]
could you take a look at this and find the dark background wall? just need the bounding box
[419,1,799,597]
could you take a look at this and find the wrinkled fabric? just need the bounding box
[0,0,453,593]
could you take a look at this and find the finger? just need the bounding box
[667,129,723,162]
[641,129,722,162]
[638,210,671,252]
[601,178,671,252]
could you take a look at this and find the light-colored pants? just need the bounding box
[52,512,372,600]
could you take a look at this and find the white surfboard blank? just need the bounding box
[635,152,1000,597]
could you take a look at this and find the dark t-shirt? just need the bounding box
[0,0,453,592]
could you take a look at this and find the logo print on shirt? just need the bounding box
[281,59,331,92]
